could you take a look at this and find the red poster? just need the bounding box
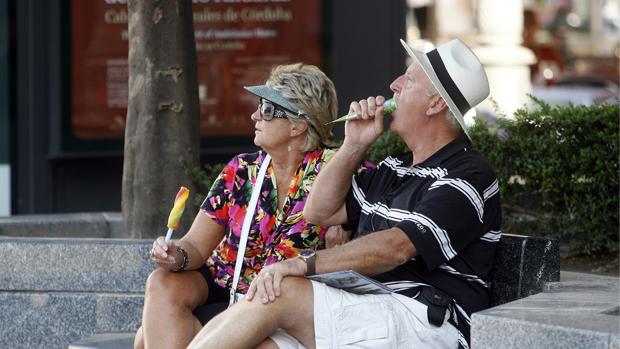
[71,0,322,139]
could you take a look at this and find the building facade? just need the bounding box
[1,0,407,215]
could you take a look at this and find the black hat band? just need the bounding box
[427,49,471,116]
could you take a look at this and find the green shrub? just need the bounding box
[181,160,226,211]
[184,99,619,255]
[469,98,619,255]
[366,131,408,164]
[367,99,619,254]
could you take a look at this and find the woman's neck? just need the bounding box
[266,134,307,168]
[267,145,307,179]
[266,145,308,211]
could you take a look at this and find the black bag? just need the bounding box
[417,286,452,327]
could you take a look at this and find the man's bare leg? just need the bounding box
[188,277,315,349]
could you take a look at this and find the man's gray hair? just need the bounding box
[425,86,461,131]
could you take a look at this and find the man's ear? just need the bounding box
[290,119,308,137]
[426,96,448,116]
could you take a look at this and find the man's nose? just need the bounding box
[390,75,404,92]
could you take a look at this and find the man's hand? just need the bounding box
[246,258,306,304]
[343,96,386,149]
[325,225,352,248]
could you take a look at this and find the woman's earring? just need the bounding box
[287,144,292,152]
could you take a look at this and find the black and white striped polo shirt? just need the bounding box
[345,132,502,347]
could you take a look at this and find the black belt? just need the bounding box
[415,286,452,327]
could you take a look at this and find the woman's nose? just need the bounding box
[251,108,262,121]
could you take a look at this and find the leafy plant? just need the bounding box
[366,131,408,165]
[181,159,226,211]
[184,98,619,255]
[469,98,619,255]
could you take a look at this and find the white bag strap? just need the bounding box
[229,153,271,306]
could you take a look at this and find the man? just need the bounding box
[188,38,501,349]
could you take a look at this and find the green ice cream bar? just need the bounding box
[327,98,397,124]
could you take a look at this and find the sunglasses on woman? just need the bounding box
[258,100,295,121]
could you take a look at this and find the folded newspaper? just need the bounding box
[307,270,393,295]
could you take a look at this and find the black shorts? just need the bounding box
[192,265,230,325]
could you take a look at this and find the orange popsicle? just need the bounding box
[165,186,190,243]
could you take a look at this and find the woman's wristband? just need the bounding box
[171,246,190,272]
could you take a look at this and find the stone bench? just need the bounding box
[0,209,559,348]
[471,271,619,349]
[488,233,560,306]
[68,234,562,349]
[70,271,620,349]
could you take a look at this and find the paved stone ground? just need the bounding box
[560,245,619,277]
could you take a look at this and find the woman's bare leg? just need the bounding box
[253,338,280,349]
[188,277,315,349]
[135,268,209,349]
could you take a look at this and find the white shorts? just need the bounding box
[270,281,459,349]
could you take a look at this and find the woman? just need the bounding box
[135,63,339,349]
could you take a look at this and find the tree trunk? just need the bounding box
[123,0,200,238]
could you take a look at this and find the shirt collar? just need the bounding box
[405,132,471,168]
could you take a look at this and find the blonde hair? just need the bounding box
[266,63,337,151]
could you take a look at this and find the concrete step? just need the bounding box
[0,212,125,238]
[69,333,135,349]
[0,233,562,349]
[0,237,150,349]
[0,237,152,293]
[0,291,143,349]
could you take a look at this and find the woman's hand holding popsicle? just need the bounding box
[147,186,190,270]
[149,236,182,269]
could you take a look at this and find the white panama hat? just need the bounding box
[400,39,490,138]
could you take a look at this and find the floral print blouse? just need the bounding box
[201,148,337,293]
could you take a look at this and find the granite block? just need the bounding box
[0,291,144,349]
[96,294,144,333]
[0,292,97,349]
[490,234,560,306]
[520,235,560,296]
[0,212,125,238]
[489,234,524,304]
[0,237,152,292]
[69,333,135,349]
[472,271,619,349]
[103,213,126,239]
[610,333,620,349]
[471,313,611,349]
